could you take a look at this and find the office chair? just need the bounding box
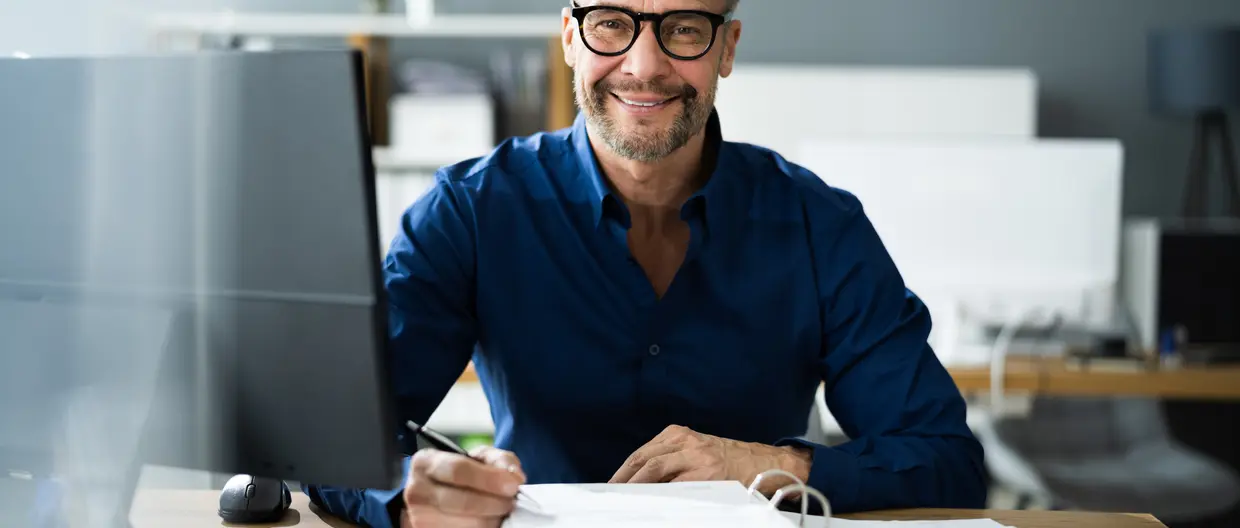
[985,396,1240,522]
[969,306,1240,520]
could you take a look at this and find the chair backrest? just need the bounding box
[995,397,1171,459]
[1110,397,1172,448]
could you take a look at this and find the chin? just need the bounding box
[610,110,674,131]
[616,122,673,145]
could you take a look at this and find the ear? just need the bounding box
[717,20,742,78]
[561,7,578,69]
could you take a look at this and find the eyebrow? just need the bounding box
[578,0,715,11]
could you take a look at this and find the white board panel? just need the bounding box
[715,65,1037,161]
[795,139,1124,338]
[375,171,437,255]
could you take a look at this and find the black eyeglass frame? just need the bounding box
[569,2,732,61]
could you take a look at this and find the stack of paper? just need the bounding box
[503,484,792,528]
[801,519,1014,528]
[503,482,1015,528]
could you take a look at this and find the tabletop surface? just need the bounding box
[454,357,1240,400]
[129,490,1166,528]
[945,355,1240,399]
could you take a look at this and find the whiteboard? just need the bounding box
[715,64,1037,161]
[795,138,1124,332]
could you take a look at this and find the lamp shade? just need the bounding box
[1148,27,1240,114]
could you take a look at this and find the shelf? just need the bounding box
[148,12,562,39]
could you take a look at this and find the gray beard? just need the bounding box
[575,74,716,163]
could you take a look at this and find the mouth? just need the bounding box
[611,93,680,113]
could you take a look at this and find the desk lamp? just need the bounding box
[1148,27,1240,218]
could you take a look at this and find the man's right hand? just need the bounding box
[399,446,526,528]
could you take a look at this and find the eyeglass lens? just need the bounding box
[581,9,716,58]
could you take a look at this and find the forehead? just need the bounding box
[580,0,724,12]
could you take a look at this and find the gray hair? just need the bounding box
[725,0,739,14]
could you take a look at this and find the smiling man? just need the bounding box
[303,1,986,527]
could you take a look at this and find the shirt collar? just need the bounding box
[569,108,737,230]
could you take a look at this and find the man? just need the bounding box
[306,0,986,526]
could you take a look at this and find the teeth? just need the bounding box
[619,97,666,107]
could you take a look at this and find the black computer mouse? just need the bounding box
[218,474,291,524]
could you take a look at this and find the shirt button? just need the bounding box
[648,344,661,356]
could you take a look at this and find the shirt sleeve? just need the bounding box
[777,192,987,513]
[303,176,481,527]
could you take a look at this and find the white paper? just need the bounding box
[503,482,1013,528]
[550,481,764,505]
[502,483,794,528]
[790,516,1014,528]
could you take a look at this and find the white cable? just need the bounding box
[988,307,1055,416]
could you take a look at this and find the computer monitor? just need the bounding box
[0,49,402,524]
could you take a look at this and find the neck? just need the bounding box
[589,126,710,233]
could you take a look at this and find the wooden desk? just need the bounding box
[845,508,1165,527]
[459,362,480,383]
[947,356,1240,400]
[457,359,1240,400]
[130,490,1166,528]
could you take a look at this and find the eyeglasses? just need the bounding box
[569,2,731,61]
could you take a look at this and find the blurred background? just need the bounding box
[3,1,1240,527]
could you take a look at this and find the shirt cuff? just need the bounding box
[303,483,403,528]
[775,437,860,515]
[302,457,412,528]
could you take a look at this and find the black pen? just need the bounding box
[405,421,541,508]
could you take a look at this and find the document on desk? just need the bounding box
[503,483,792,527]
[818,521,1013,528]
[504,482,1013,528]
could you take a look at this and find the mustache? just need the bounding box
[592,78,699,101]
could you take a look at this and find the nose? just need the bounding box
[619,22,673,83]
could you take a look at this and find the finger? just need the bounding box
[627,452,696,484]
[403,504,504,528]
[414,449,522,499]
[669,468,717,483]
[430,482,518,518]
[609,442,684,483]
[610,425,698,483]
[470,446,526,482]
[405,471,516,518]
[651,424,693,444]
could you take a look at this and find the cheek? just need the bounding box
[671,63,717,95]
[578,56,623,89]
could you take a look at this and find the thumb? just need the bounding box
[470,445,526,482]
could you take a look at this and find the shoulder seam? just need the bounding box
[441,131,577,186]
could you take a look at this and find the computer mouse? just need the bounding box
[218,474,291,524]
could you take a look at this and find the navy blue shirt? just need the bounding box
[304,111,985,526]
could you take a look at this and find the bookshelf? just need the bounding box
[147,11,578,136]
[148,12,560,39]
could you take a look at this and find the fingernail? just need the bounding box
[507,465,527,481]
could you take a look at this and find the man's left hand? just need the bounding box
[608,425,813,496]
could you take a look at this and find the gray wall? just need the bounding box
[5,0,1240,217]
[400,0,1240,219]
[723,0,1240,220]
